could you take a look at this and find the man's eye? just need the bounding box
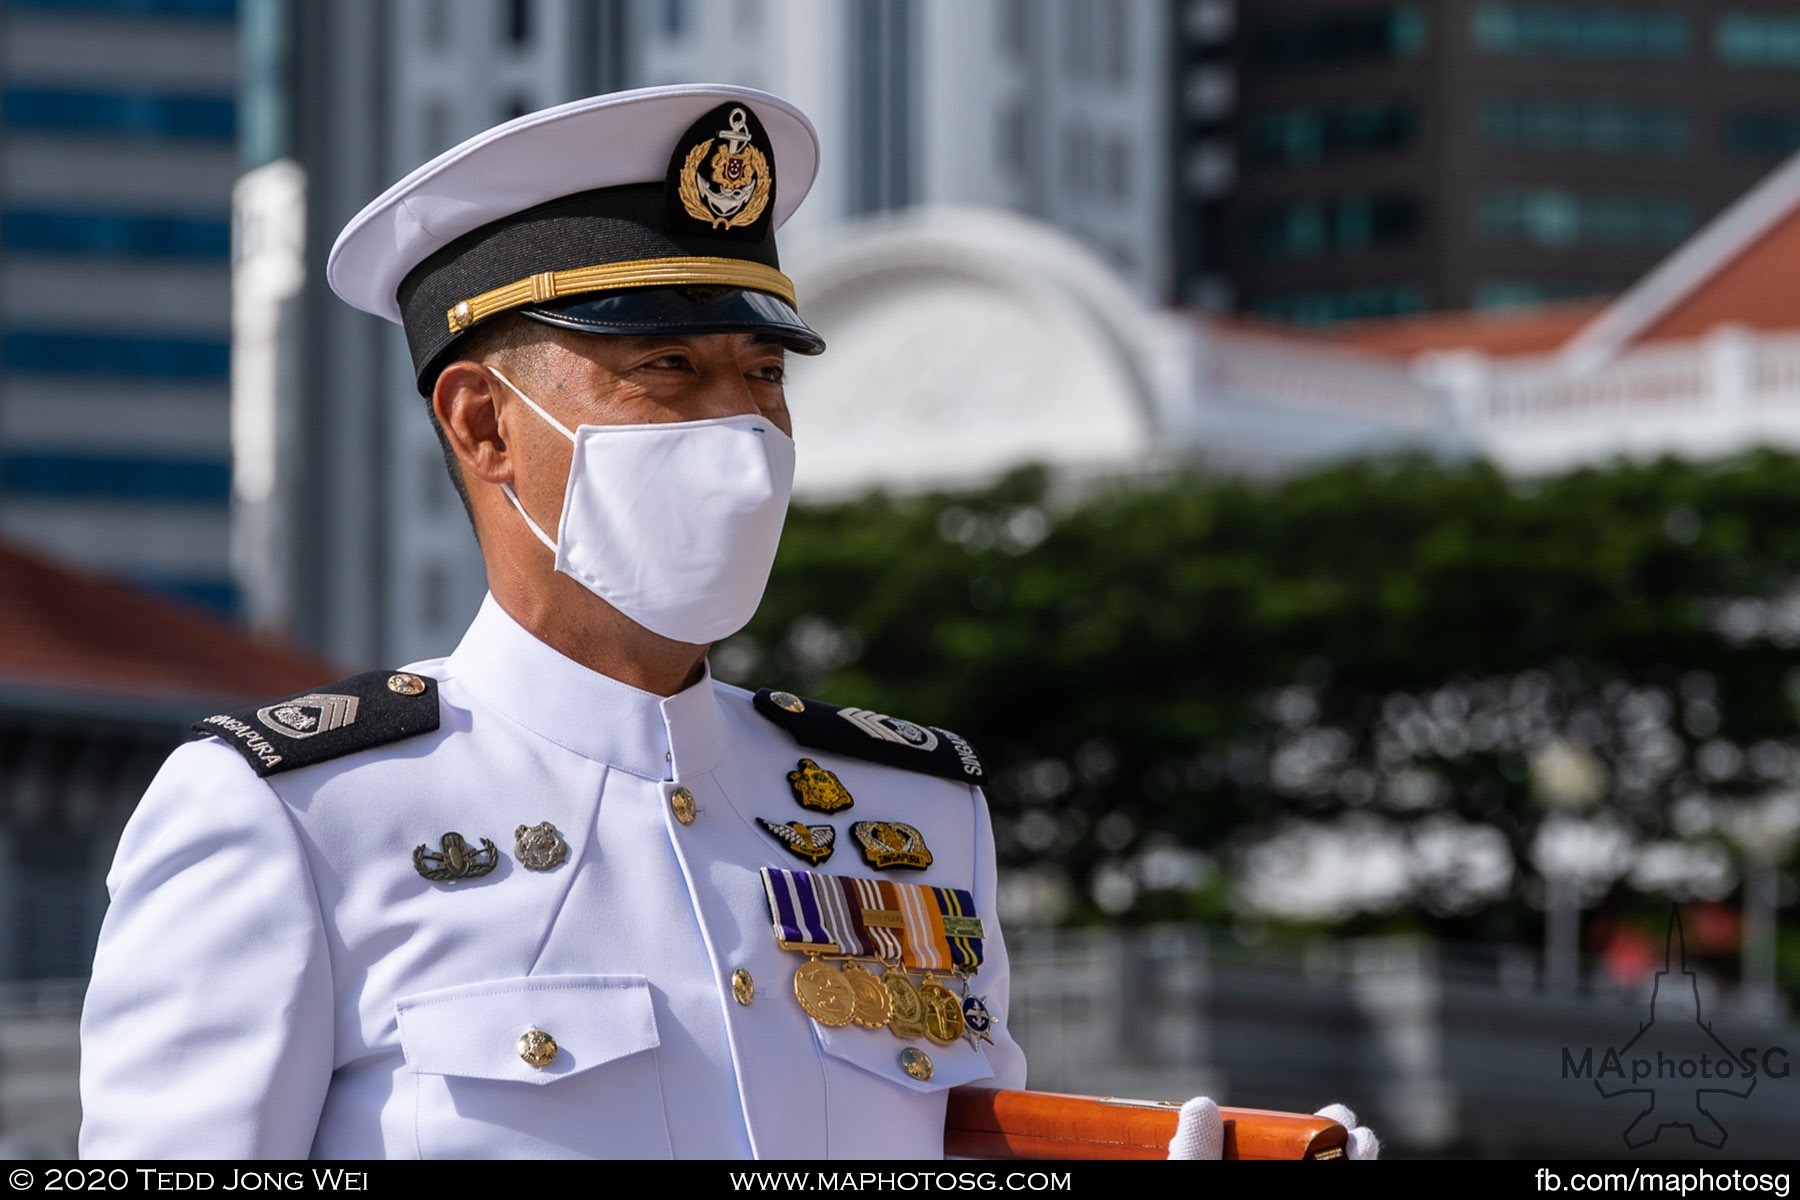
[752,365,785,385]
[647,353,692,370]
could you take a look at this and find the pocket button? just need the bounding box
[517,1028,558,1068]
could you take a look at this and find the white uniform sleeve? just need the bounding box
[970,784,1028,1090]
[79,739,334,1159]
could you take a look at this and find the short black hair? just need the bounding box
[425,313,550,538]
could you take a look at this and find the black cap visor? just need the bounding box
[521,286,825,355]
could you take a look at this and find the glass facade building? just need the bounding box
[0,0,239,610]
[1227,0,1800,323]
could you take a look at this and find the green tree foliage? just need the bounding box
[720,453,1800,963]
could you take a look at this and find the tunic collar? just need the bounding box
[444,594,731,781]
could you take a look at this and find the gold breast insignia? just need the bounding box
[850,821,933,871]
[757,817,837,866]
[788,757,855,813]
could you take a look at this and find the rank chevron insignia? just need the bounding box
[838,707,938,752]
[191,669,440,778]
[751,689,984,783]
[257,693,360,740]
[756,817,836,866]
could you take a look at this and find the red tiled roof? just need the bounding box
[1206,301,1609,361]
[0,539,346,710]
[1315,299,1610,358]
[1632,201,1800,344]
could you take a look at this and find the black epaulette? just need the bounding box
[751,688,984,783]
[190,669,441,778]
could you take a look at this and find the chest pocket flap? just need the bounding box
[813,1021,996,1094]
[398,974,658,1086]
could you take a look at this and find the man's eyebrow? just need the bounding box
[749,333,789,349]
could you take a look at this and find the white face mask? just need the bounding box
[490,366,796,645]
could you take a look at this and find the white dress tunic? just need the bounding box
[79,596,1026,1158]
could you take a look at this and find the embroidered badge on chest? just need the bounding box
[788,757,855,813]
[850,820,934,871]
[757,817,836,866]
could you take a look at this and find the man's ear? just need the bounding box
[432,361,511,485]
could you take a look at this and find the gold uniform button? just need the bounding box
[517,1028,557,1068]
[731,968,755,1006]
[899,1046,934,1081]
[671,787,697,825]
[387,672,427,696]
[769,691,805,713]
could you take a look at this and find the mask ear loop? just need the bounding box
[488,365,576,439]
[486,365,575,555]
[500,482,558,553]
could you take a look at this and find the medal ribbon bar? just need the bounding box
[761,867,982,973]
[762,866,840,953]
[813,873,868,958]
[894,878,952,972]
[932,885,985,972]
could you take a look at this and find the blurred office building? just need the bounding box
[1226,0,1800,324]
[0,0,240,613]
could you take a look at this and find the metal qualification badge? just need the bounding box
[760,866,989,1057]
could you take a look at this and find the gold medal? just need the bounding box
[919,978,966,1045]
[841,962,894,1030]
[794,960,856,1027]
[882,968,927,1039]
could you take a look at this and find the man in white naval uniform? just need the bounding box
[80,84,1378,1162]
[79,85,1026,1159]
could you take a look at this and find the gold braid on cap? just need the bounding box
[446,256,797,332]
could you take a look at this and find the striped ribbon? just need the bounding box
[761,866,838,952]
[760,867,985,973]
[893,878,951,972]
[932,885,984,971]
[849,875,902,962]
[813,874,867,958]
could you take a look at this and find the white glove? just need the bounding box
[1315,1103,1381,1160]
[1165,1096,1223,1159]
[1165,1098,1381,1160]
